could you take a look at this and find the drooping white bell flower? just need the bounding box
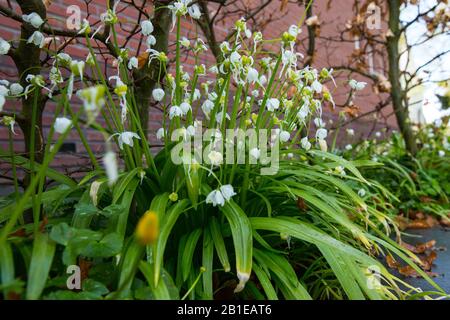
[246,67,259,84]
[250,147,261,160]
[201,99,214,117]
[156,128,165,140]
[345,144,353,151]
[266,98,280,112]
[54,117,72,134]
[311,80,322,93]
[439,150,445,157]
[349,79,367,91]
[128,57,138,70]
[0,38,11,55]
[301,137,311,150]
[358,188,366,197]
[346,128,355,136]
[0,95,5,112]
[27,31,45,48]
[116,131,141,150]
[314,118,325,128]
[288,25,300,37]
[230,51,241,65]
[103,151,119,186]
[215,111,230,124]
[22,12,44,29]
[316,128,328,140]
[375,131,381,138]
[146,35,156,48]
[206,190,225,207]
[220,184,236,201]
[180,102,191,115]
[188,4,201,19]
[9,83,24,96]
[0,85,8,96]
[169,105,183,119]
[140,20,154,36]
[152,88,165,101]
[279,130,290,143]
[208,150,223,166]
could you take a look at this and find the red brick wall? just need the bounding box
[0,1,394,186]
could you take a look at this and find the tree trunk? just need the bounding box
[386,0,418,155]
[133,1,171,135]
[13,0,47,165]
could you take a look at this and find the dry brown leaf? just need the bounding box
[386,254,400,269]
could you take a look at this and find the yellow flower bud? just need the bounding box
[136,210,159,245]
[169,192,178,202]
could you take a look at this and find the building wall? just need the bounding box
[0,0,395,185]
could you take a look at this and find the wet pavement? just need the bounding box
[398,227,450,295]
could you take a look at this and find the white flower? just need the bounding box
[117,131,141,150]
[375,131,381,138]
[215,111,230,124]
[206,190,225,207]
[22,13,44,29]
[280,130,290,143]
[230,51,241,65]
[316,128,328,140]
[301,137,311,150]
[335,166,346,176]
[314,118,325,128]
[192,88,201,101]
[288,24,300,37]
[202,99,214,115]
[349,79,367,91]
[27,31,45,48]
[146,35,156,48]
[259,75,267,85]
[103,151,119,186]
[0,38,11,55]
[180,102,191,115]
[246,67,259,84]
[358,188,366,197]
[140,20,154,36]
[54,117,72,134]
[152,88,165,101]
[220,185,236,201]
[1,116,16,134]
[297,103,310,121]
[267,98,280,112]
[345,144,353,151]
[208,150,223,166]
[438,150,445,157]
[346,128,355,136]
[311,80,322,93]
[0,85,8,96]
[128,57,138,70]
[220,41,231,54]
[169,105,183,119]
[9,83,23,96]
[250,147,261,160]
[0,95,5,112]
[188,4,201,19]
[180,37,190,48]
[156,128,165,140]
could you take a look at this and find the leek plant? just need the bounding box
[0,0,445,300]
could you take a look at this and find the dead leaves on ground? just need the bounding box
[386,239,441,278]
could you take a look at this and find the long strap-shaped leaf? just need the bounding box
[0,242,14,299]
[26,233,56,300]
[220,201,252,293]
[154,199,189,286]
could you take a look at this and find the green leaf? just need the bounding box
[209,216,231,272]
[181,229,202,282]
[26,233,56,300]
[202,228,214,300]
[80,233,123,258]
[0,242,15,299]
[220,201,253,293]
